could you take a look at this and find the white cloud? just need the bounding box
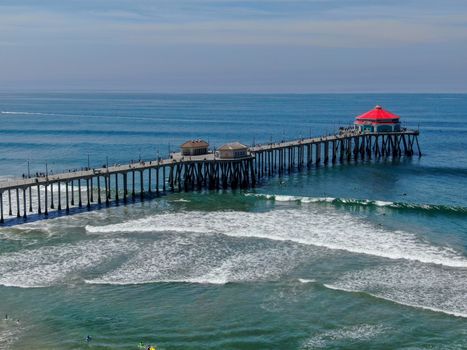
[1,6,466,49]
[0,1,466,91]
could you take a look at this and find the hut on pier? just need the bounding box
[180,139,209,156]
[354,105,401,132]
[217,142,248,159]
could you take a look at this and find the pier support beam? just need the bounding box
[37,185,41,214]
[132,171,136,199]
[16,189,20,218]
[324,141,329,164]
[415,135,422,156]
[86,178,91,209]
[23,188,27,219]
[156,166,160,196]
[90,178,94,202]
[58,181,61,211]
[148,168,152,193]
[105,175,110,206]
[115,173,119,203]
[44,182,48,216]
[0,192,3,223]
[71,181,75,206]
[78,179,82,208]
[140,170,144,200]
[50,182,54,209]
[66,182,70,212]
[97,176,101,204]
[123,173,128,203]
[29,186,33,212]
[8,190,12,216]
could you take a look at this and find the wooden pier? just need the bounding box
[0,130,420,224]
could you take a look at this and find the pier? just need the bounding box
[0,129,420,224]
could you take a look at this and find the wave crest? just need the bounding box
[248,193,467,215]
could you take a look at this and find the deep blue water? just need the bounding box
[0,93,466,349]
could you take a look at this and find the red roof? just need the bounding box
[356,105,400,121]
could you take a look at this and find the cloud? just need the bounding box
[1,3,466,49]
[0,0,466,91]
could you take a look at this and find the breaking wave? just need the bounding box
[0,238,139,288]
[85,235,306,286]
[85,208,467,268]
[323,262,467,318]
[248,193,467,215]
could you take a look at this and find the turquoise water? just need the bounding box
[0,93,466,349]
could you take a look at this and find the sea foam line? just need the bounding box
[0,111,52,116]
[323,284,467,319]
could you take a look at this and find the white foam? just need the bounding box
[251,193,390,206]
[298,278,316,284]
[274,195,301,202]
[188,248,298,284]
[301,324,386,349]
[261,194,335,203]
[86,235,302,285]
[0,238,139,288]
[374,200,394,207]
[0,321,23,349]
[0,111,49,116]
[85,208,467,268]
[324,262,467,318]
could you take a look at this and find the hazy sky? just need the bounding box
[1,0,467,92]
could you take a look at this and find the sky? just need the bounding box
[1,0,467,92]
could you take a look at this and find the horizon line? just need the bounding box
[1,90,467,95]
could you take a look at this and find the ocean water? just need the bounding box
[0,93,466,349]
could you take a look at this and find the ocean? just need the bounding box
[0,93,466,349]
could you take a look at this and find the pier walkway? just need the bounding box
[0,129,420,224]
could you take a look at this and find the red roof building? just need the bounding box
[354,105,401,132]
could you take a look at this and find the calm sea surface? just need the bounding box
[0,93,466,349]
